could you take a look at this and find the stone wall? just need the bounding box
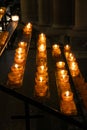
[20,0,87,37]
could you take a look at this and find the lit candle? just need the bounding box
[65,52,70,58]
[36,58,47,66]
[67,53,76,62]
[52,44,61,55]
[8,72,22,83]
[69,61,80,77]
[8,72,23,87]
[57,69,68,76]
[15,47,25,54]
[58,74,69,83]
[0,8,5,14]
[69,61,78,70]
[23,22,32,34]
[14,55,25,65]
[11,63,24,74]
[38,33,46,43]
[64,44,71,52]
[62,91,73,101]
[15,47,26,58]
[37,65,47,74]
[58,82,71,92]
[39,33,46,38]
[37,52,47,60]
[52,44,60,50]
[38,44,46,52]
[18,42,27,49]
[35,75,47,86]
[56,61,65,69]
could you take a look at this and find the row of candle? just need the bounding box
[56,61,73,99]
[7,22,33,88]
[36,33,47,65]
[52,44,77,115]
[23,22,32,35]
[7,41,28,88]
[64,45,87,110]
[35,33,49,97]
[64,44,80,77]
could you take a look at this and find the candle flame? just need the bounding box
[14,64,19,68]
[39,44,46,52]
[26,23,32,28]
[65,91,70,97]
[39,76,43,82]
[40,65,44,70]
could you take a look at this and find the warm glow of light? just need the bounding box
[58,69,68,75]
[26,23,32,29]
[18,42,27,48]
[64,44,71,51]
[38,44,46,52]
[56,61,65,69]
[11,15,19,21]
[65,91,70,97]
[38,33,46,42]
[70,61,78,70]
[14,64,19,69]
[39,76,43,82]
[52,44,59,49]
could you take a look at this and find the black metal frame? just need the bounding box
[0,21,87,130]
[0,83,86,130]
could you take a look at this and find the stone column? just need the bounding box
[20,0,38,23]
[52,0,74,28]
[75,0,87,30]
[38,0,52,25]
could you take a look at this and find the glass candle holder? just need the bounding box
[8,72,23,83]
[64,44,71,52]
[69,61,78,69]
[38,33,46,43]
[58,74,69,83]
[15,47,26,55]
[56,61,65,69]
[8,72,23,87]
[65,52,70,58]
[52,44,61,56]
[58,82,71,92]
[36,72,48,81]
[52,44,60,50]
[37,65,47,73]
[23,22,32,34]
[36,58,47,66]
[61,90,73,101]
[67,53,76,62]
[0,8,5,14]
[11,63,24,74]
[38,44,46,53]
[56,69,68,77]
[37,51,47,59]
[35,75,47,86]
[14,55,26,65]
[69,61,80,76]
[18,41,27,49]
[35,84,48,97]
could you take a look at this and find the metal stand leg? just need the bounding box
[11,102,44,130]
[25,102,30,130]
